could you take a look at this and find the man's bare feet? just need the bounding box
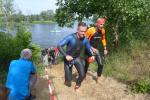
[74,85,80,92]
[64,81,71,87]
[96,75,105,84]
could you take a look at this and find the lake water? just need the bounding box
[0,21,92,48]
[31,23,77,48]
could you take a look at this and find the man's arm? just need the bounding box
[58,35,74,61]
[57,45,67,57]
[101,28,107,48]
[57,35,71,57]
[101,28,108,55]
[84,38,94,56]
[30,63,37,88]
[5,61,13,90]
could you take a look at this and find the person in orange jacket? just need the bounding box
[84,17,108,83]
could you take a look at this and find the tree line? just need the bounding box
[11,10,55,23]
[0,0,55,26]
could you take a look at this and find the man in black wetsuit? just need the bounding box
[57,22,94,91]
[48,47,56,65]
[84,18,108,83]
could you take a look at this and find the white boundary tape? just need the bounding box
[45,67,54,100]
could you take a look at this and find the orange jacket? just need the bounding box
[85,27,106,47]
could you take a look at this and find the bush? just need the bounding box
[0,24,42,85]
[0,24,31,65]
[131,80,150,93]
[89,39,150,93]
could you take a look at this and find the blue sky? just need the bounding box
[14,0,58,15]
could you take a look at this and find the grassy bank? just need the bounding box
[31,20,56,24]
[90,40,150,93]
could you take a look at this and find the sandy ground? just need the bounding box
[35,64,150,100]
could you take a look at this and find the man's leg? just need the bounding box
[44,54,49,66]
[29,74,37,99]
[52,55,55,64]
[64,60,73,87]
[95,51,104,83]
[84,49,91,79]
[84,59,89,79]
[74,58,85,89]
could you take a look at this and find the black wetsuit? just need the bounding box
[58,33,92,86]
[85,31,104,77]
[49,49,55,64]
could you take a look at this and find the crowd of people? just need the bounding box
[41,47,59,67]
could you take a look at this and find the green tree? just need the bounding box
[12,11,26,22]
[40,10,54,21]
[0,0,15,31]
[47,10,55,20]
[0,0,4,25]
[55,0,150,47]
[0,0,3,14]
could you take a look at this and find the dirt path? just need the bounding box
[35,64,149,100]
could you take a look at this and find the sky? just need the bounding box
[14,0,58,15]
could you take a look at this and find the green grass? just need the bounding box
[89,40,150,93]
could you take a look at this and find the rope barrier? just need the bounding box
[45,67,54,100]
